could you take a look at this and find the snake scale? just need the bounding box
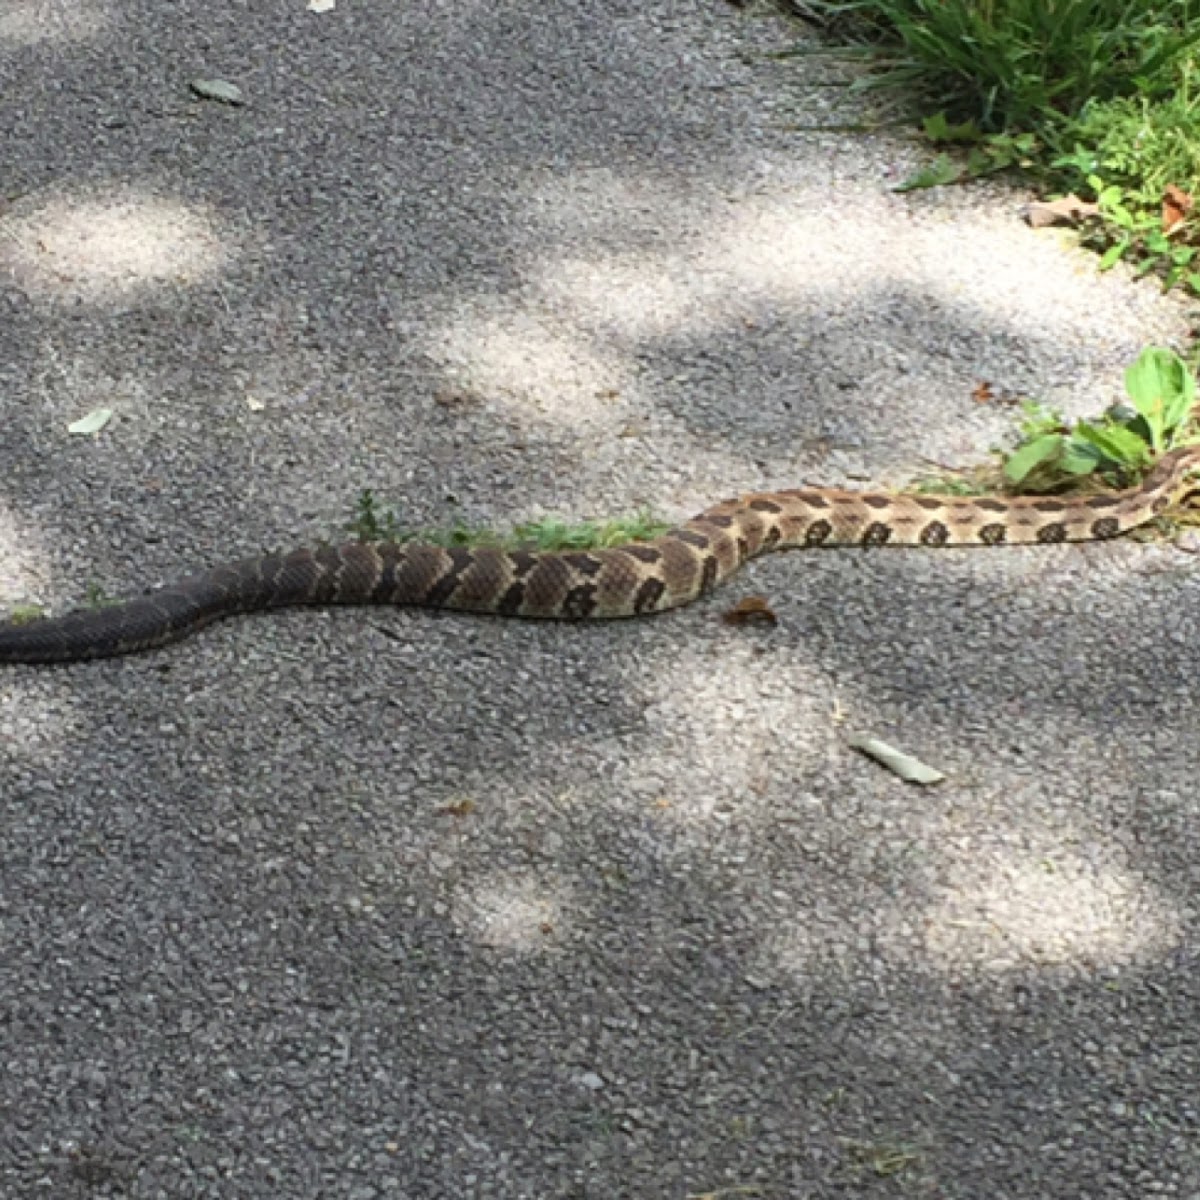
[2,445,1198,663]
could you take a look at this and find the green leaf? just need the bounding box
[894,154,961,193]
[1053,149,1096,175]
[1072,423,1150,467]
[1059,441,1103,475]
[922,112,981,145]
[1005,434,1063,484]
[964,148,996,177]
[1017,400,1066,439]
[1098,240,1130,271]
[1125,347,1195,445]
[922,112,951,141]
[67,407,114,435]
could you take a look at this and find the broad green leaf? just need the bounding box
[67,407,113,435]
[1098,240,1130,271]
[1125,347,1195,444]
[964,148,994,177]
[1005,434,1063,484]
[1059,440,1103,475]
[922,112,951,141]
[1072,423,1151,466]
[894,154,961,193]
[922,112,979,145]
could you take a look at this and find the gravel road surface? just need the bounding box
[2,2,1199,1197]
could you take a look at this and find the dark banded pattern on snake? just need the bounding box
[2,445,1198,663]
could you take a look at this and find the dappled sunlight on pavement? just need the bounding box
[1,186,233,302]
[0,0,110,45]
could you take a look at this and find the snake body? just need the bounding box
[3,446,1198,663]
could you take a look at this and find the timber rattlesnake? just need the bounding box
[2,445,1198,663]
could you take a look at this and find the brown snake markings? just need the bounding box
[2,445,1199,664]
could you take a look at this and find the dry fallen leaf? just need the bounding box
[848,735,945,785]
[433,387,482,410]
[189,78,245,107]
[441,798,476,818]
[67,407,113,435]
[972,380,995,404]
[722,595,777,626]
[1024,194,1098,228]
[1163,184,1193,234]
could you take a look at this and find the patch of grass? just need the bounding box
[348,490,670,552]
[6,603,47,626]
[788,1,1200,291]
[794,0,1200,134]
[1054,81,1200,290]
[509,511,670,551]
[841,1135,923,1178]
[906,470,995,497]
[84,583,120,610]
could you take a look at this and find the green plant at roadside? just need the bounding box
[1049,78,1200,291]
[895,113,1038,190]
[795,0,1200,134]
[84,583,120,610]
[6,604,46,626]
[348,489,669,552]
[1003,346,1196,488]
[1058,72,1200,209]
[907,472,992,497]
[792,2,1200,292]
[349,488,408,543]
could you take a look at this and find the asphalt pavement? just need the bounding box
[1,2,1199,1197]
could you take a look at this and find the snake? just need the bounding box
[1,445,1198,663]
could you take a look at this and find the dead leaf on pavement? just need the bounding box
[433,387,484,410]
[67,408,113,435]
[1024,193,1098,228]
[972,380,995,404]
[1163,184,1193,234]
[848,735,946,785]
[189,79,245,106]
[723,595,777,626]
